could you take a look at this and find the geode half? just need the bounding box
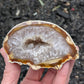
[3,20,79,70]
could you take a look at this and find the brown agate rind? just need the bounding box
[3,20,79,70]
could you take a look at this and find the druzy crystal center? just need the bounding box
[8,26,72,64]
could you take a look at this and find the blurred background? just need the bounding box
[0,0,84,84]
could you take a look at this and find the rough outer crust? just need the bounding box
[3,20,79,70]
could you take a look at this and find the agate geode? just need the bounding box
[3,20,79,70]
